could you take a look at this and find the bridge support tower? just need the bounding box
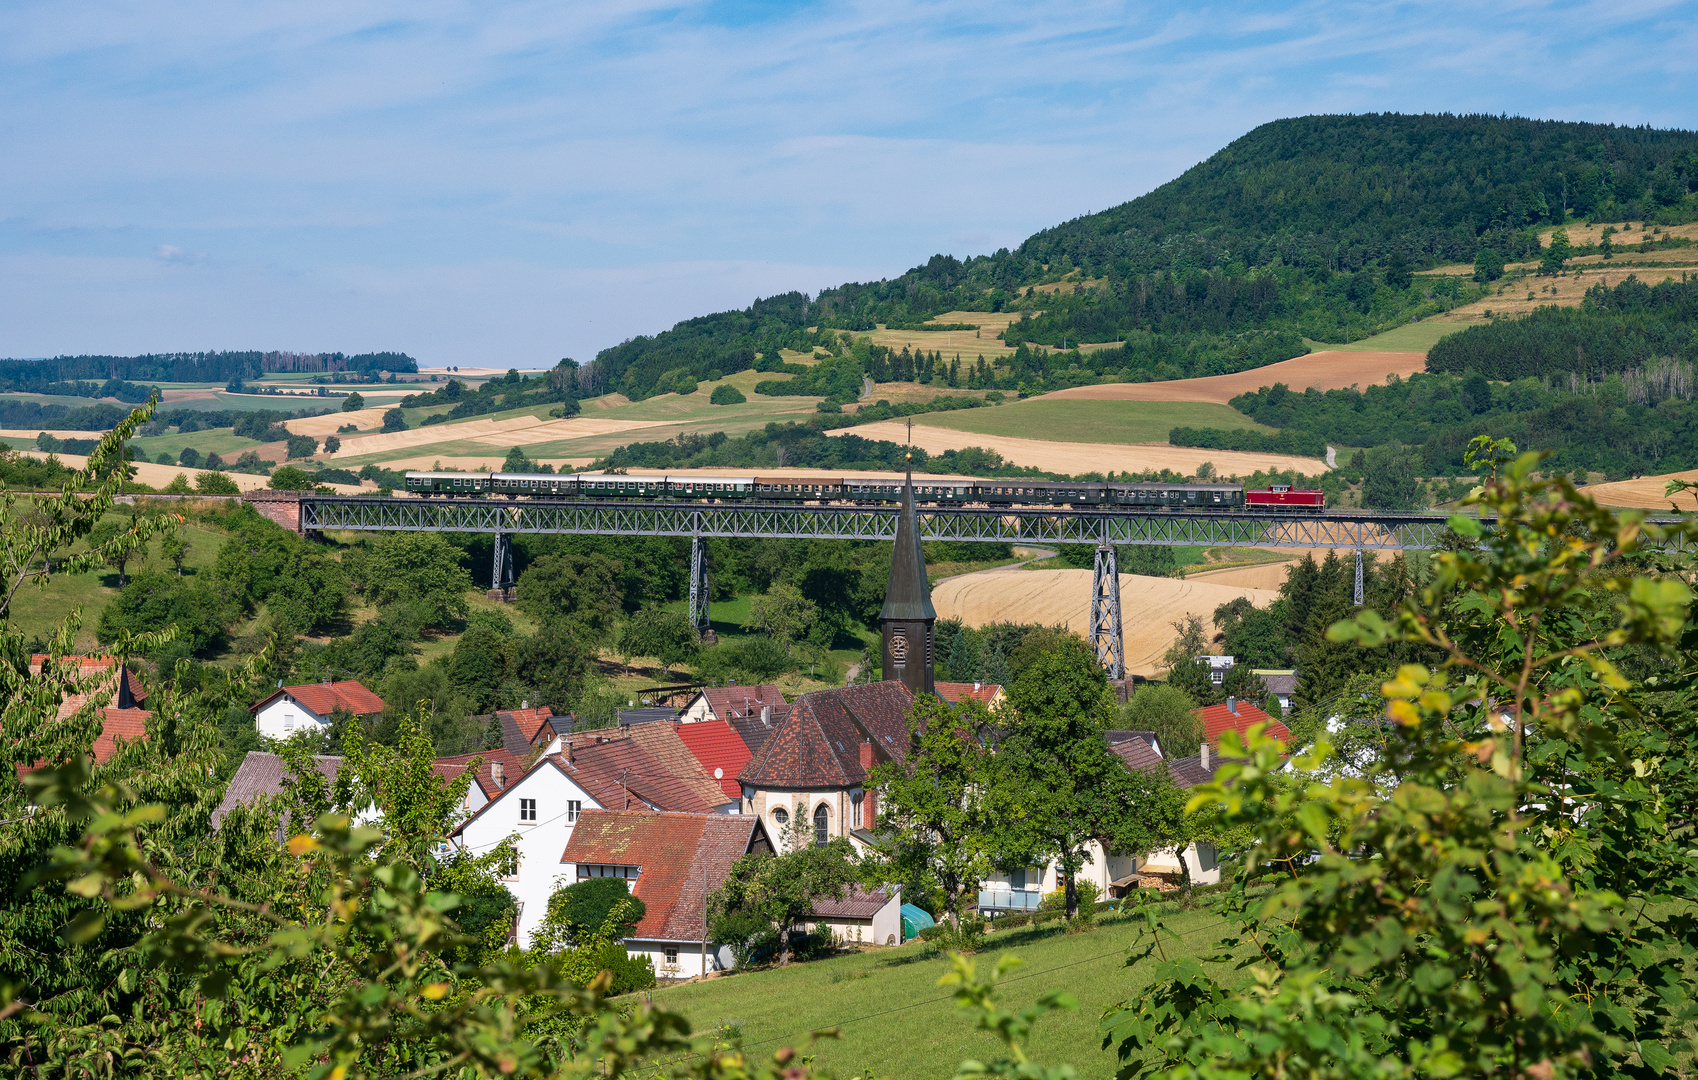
[1353,547,1364,607]
[689,535,715,644]
[488,532,515,602]
[1089,544,1125,682]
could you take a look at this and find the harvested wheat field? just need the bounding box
[1039,351,1427,405]
[322,414,668,460]
[285,408,393,436]
[932,567,1279,678]
[841,420,1326,476]
[1183,559,1297,591]
[1583,469,1698,512]
[14,451,365,493]
[0,428,109,441]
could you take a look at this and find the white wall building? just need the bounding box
[250,680,385,741]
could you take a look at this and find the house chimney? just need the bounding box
[1201,742,1210,770]
[1226,696,1238,715]
[323,676,333,685]
[521,699,528,710]
[563,739,574,764]
[491,761,505,789]
[760,705,771,726]
[974,680,981,692]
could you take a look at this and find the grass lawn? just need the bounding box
[911,400,1271,445]
[6,511,231,651]
[651,900,1238,1079]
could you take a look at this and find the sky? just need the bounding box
[2,1,1696,368]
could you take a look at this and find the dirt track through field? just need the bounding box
[841,420,1327,476]
[932,567,1280,677]
[1038,351,1427,405]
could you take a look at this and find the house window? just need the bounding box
[567,800,581,823]
[663,947,679,965]
[1010,868,1027,891]
[519,798,537,822]
[813,804,830,846]
[853,797,863,828]
[772,806,788,827]
[576,864,639,881]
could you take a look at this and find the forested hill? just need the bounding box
[1024,114,1698,275]
[589,114,1698,401]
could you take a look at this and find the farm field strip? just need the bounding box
[842,419,1327,477]
[910,399,1272,444]
[1037,351,1426,405]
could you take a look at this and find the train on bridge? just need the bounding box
[403,471,1326,511]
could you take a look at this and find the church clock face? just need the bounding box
[889,629,908,664]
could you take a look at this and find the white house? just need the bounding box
[560,809,773,978]
[805,887,904,948]
[250,680,385,741]
[448,724,729,946]
[678,684,788,725]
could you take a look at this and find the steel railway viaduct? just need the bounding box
[264,491,1682,681]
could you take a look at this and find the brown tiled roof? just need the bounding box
[210,751,342,830]
[699,684,786,722]
[1195,701,1292,747]
[935,682,1003,706]
[1166,754,1220,788]
[738,681,913,789]
[251,680,385,719]
[559,810,769,941]
[727,708,788,757]
[673,721,752,800]
[811,887,896,919]
[1108,735,1165,772]
[549,726,724,813]
[432,748,528,799]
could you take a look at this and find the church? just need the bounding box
[733,477,938,851]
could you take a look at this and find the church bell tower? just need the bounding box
[880,474,936,695]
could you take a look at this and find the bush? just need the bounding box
[549,877,647,943]
[1037,878,1100,913]
[195,471,241,495]
[97,570,230,657]
[582,941,656,993]
[381,408,407,432]
[710,384,747,406]
[177,446,202,468]
[323,435,341,454]
[695,636,797,684]
[342,392,365,412]
[269,466,316,491]
[285,434,318,459]
[674,377,698,396]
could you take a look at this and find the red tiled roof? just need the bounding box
[27,654,146,716]
[1107,735,1165,773]
[559,810,769,941]
[935,682,1003,706]
[432,748,528,799]
[673,720,752,800]
[738,681,913,789]
[1194,701,1292,747]
[94,708,151,764]
[550,725,725,814]
[252,680,385,719]
[496,706,555,743]
[699,684,786,721]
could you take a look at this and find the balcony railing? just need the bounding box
[978,889,1042,912]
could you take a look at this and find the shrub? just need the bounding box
[381,408,407,432]
[710,384,747,406]
[674,377,698,396]
[342,392,365,411]
[177,446,202,469]
[269,466,316,491]
[195,471,240,495]
[285,434,318,459]
[323,435,341,454]
[549,877,647,943]
[1037,878,1100,912]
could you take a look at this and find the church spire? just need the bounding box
[881,466,936,695]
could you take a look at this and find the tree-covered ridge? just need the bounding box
[1023,113,1698,276]
[1427,273,1698,379]
[0,350,418,388]
[1228,363,1698,479]
[591,114,1698,401]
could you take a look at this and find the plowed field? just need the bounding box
[1037,350,1427,405]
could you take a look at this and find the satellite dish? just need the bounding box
[714,768,724,779]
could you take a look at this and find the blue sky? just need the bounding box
[2,0,1695,368]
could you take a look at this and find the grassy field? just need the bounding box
[651,900,1238,1079]
[131,430,263,461]
[1308,319,1457,353]
[7,511,232,651]
[910,399,1271,444]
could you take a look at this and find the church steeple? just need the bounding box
[881,472,936,695]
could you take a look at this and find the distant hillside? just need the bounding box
[591,113,1698,402]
